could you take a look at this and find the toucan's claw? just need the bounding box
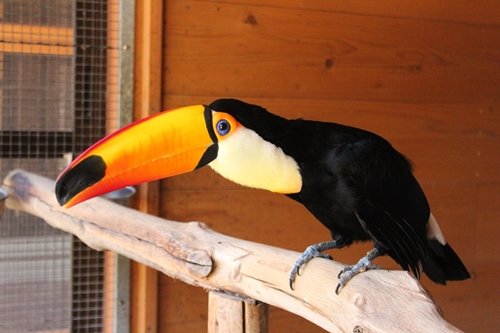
[288,241,336,290]
[335,248,382,294]
[335,261,380,294]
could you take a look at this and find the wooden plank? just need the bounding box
[199,0,500,26]
[0,23,73,55]
[0,23,73,45]
[133,0,163,213]
[0,42,72,55]
[475,182,500,262]
[396,138,486,184]
[268,306,324,333]
[130,0,164,332]
[476,136,500,182]
[102,23,122,333]
[135,0,164,118]
[102,251,115,333]
[163,1,500,105]
[158,278,208,333]
[130,261,159,333]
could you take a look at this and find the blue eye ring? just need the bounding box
[216,119,231,136]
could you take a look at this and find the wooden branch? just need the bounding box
[2,170,462,333]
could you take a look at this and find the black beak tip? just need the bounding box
[54,155,107,207]
[55,178,70,206]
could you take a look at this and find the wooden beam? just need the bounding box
[0,43,72,55]
[132,0,163,215]
[0,23,73,55]
[130,0,164,332]
[0,24,73,44]
[102,0,121,329]
[131,260,159,333]
[3,170,464,333]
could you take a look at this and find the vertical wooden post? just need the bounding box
[102,251,116,333]
[131,262,159,333]
[129,0,163,332]
[102,0,120,330]
[208,291,269,333]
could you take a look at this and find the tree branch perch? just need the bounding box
[2,169,462,332]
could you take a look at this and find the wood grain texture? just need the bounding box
[163,1,500,105]
[204,0,500,26]
[130,0,164,331]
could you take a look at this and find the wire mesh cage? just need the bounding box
[0,0,123,331]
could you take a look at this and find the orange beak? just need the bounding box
[55,105,218,207]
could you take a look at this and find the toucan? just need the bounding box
[55,98,470,293]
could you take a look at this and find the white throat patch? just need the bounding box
[209,126,302,194]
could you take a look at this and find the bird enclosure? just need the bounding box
[0,0,129,331]
[1,0,499,333]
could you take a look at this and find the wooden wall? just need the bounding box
[154,1,500,332]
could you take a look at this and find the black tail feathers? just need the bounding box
[422,239,471,285]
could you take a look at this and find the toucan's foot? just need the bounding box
[335,248,382,294]
[289,241,338,290]
[335,259,380,294]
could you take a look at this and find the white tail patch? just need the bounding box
[209,126,302,194]
[427,213,446,245]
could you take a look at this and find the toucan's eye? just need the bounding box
[217,120,231,136]
[212,112,238,140]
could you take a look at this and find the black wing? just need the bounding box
[335,136,430,278]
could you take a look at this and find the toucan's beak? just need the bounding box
[55,105,218,207]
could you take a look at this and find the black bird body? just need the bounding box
[55,98,470,291]
[209,99,469,285]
